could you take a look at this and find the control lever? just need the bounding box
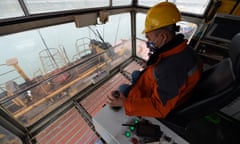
[111,90,122,111]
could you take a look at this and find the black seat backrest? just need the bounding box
[193,59,235,100]
[229,33,240,80]
[166,33,240,120]
[170,59,235,118]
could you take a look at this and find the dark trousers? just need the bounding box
[118,70,141,97]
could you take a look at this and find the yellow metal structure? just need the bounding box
[5,58,30,82]
[216,0,240,16]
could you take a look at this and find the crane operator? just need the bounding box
[107,1,202,118]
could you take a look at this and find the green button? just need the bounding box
[134,118,139,124]
[129,126,135,131]
[125,131,131,137]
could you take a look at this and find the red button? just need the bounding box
[131,137,138,144]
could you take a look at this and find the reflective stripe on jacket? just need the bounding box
[124,40,202,118]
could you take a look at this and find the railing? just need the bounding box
[0,39,132,127]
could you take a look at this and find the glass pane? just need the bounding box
[136,13,198,60]
[138,0,165,7]
[0,0,24,19]
[136,13,146,41]
[177,21,198,44]
[138,0,211,16]
[112,0,132,6]
[136,13,149,60]
[0,13,131,126]
[24,0,109,14]
[0,125,22,144]
[172,0,211,16]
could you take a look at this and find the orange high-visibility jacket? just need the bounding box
[124,39,202,118]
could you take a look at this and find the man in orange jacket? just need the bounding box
[107,2,202,118]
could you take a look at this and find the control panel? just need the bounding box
[93,105,189,144]
[196,40,229,65]
[194,14,240,68]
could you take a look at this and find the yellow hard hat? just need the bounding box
[143,2,181,33]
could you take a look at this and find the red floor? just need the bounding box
[36,108,98,144]
[81,73,130,117]
[36,62,141,144]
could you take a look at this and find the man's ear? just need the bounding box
[156,31,167,44]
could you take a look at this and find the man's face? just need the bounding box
[146,31,157,44]
[146,29,169,49]
[145,30,163,49]
[145,31,158,53]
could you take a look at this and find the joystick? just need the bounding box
[111,90,122,111]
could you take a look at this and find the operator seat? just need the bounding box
[161,33,240,129]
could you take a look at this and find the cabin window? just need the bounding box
[138,0,211,16]
[0,0,24,19]
[112,0,132,6]
[0,13,131,126]
[23,0,109,14]
[135,13,198,60]
[136,13,149,60]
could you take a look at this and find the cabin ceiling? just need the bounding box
[1,0,239,36]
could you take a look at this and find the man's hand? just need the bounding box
[106,91,126,107]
